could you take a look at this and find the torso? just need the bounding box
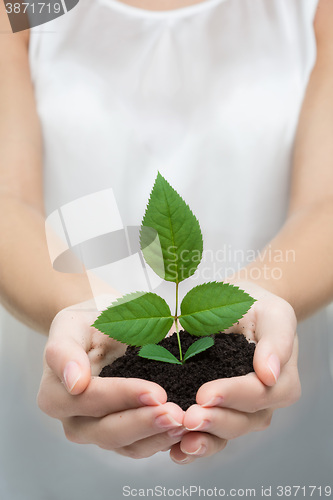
[28,0,319,291]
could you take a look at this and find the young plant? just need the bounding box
[93,173,255,365]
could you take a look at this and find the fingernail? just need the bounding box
[172,456,191,464]
[267,354,280,383]
[185,444,207,456]
[167,427,187,438]
[155,414,182,429]
[185,419,210,432]
[201,396,224,408]
[63,361,81,393]
[139,393,162,406]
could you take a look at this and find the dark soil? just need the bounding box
[99,331,255,411]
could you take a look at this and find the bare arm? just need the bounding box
[232,0,333,320]
[0,6,92,333]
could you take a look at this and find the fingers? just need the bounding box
[38,373,167,419]
[45,308,124,395]
[45,335,92,395]
[224,281,297,387]
[197,373,268,412]
[62,402,184,450]
[252,298,297,386]
[116,429,187,459]
[183,404,272,438]
[44,310,100,395]
[170,434,227,464]
[169,404,272,464]
[196,362,301,413]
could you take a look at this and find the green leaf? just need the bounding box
[179,282,255,336]
[183,337,215,362]
[140,172,203,283]
[92,292,174,347]
[139,344,182,365]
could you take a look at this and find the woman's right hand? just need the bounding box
[37,299,185,459]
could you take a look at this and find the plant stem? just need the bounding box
[175,281,183,362]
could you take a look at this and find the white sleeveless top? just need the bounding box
[1,0,333,498]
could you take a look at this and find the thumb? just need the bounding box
[253,304,296,386]
[45,336,91,395]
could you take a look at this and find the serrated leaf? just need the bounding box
[183,337,215,362]
[139,344,182,364]
[92,292,173,347]
[179,282,255,336]
[140,172,203,283]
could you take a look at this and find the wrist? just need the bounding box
[225,265,292,304]
[51,273,121,321]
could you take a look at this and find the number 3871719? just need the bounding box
[5,3,62,14]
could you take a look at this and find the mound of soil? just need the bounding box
[99,331,255,411]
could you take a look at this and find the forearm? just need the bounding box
[0,193,93,334]
[0,17,94,333]
[231,9,333,321]
[230,199,333,320]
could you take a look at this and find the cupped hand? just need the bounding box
[38,298,185,459]
[169,282,301,464]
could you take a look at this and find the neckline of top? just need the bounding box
[97,0,227,19]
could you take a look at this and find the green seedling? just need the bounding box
[93,173,255,365]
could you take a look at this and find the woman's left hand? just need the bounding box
[169,282,301,464]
